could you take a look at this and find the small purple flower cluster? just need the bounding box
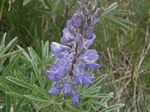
[47,0,100,104]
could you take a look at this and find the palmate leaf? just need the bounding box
[0,33,23,60]
[3,41,60,111]
[6,75,49,97]
[17,41,54,88]
[6,76,34,90]
[1,37,18,54]
[0,33,24,90]
[0,49,23,60]
[17,46,44,87]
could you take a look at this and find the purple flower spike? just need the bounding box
[47,0,100,104]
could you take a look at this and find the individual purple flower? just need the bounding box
[50,42,69,58]
[49,87,60,95]
[71,13,82,28]
[82,72,95,85]
[71,91,79,104]
[63,84,72,94]
[61,28,75,45]
[47,0,100,104]
[79,49,100,69]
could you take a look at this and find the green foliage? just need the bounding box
[95,0,150,111]
[0,0,76,47]
[0,36,124,112]
[0,0,150,111]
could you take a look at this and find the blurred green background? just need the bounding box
[0,0,150,112]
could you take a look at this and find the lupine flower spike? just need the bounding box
[47,0,100,104]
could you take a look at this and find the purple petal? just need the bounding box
[47,70,56,82]
[50,42,69,58]
[90,16,99,26]
[49,87,60,95]
[75,75,84,85]
[71,91,79,104]
[79,49,99,63]
[63,84,72,94]
[73,62,85,75]
[83,78,93,84]
[54,70,65,80]
[66,20,75,35]
[47,66,66,82]
[71,14,81,28]
[83,72,95,85]
[77,35,85,51]
[84,27,93,39]
[83,34,96,48]
[61,28,75,45]
[86,63,100,69]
